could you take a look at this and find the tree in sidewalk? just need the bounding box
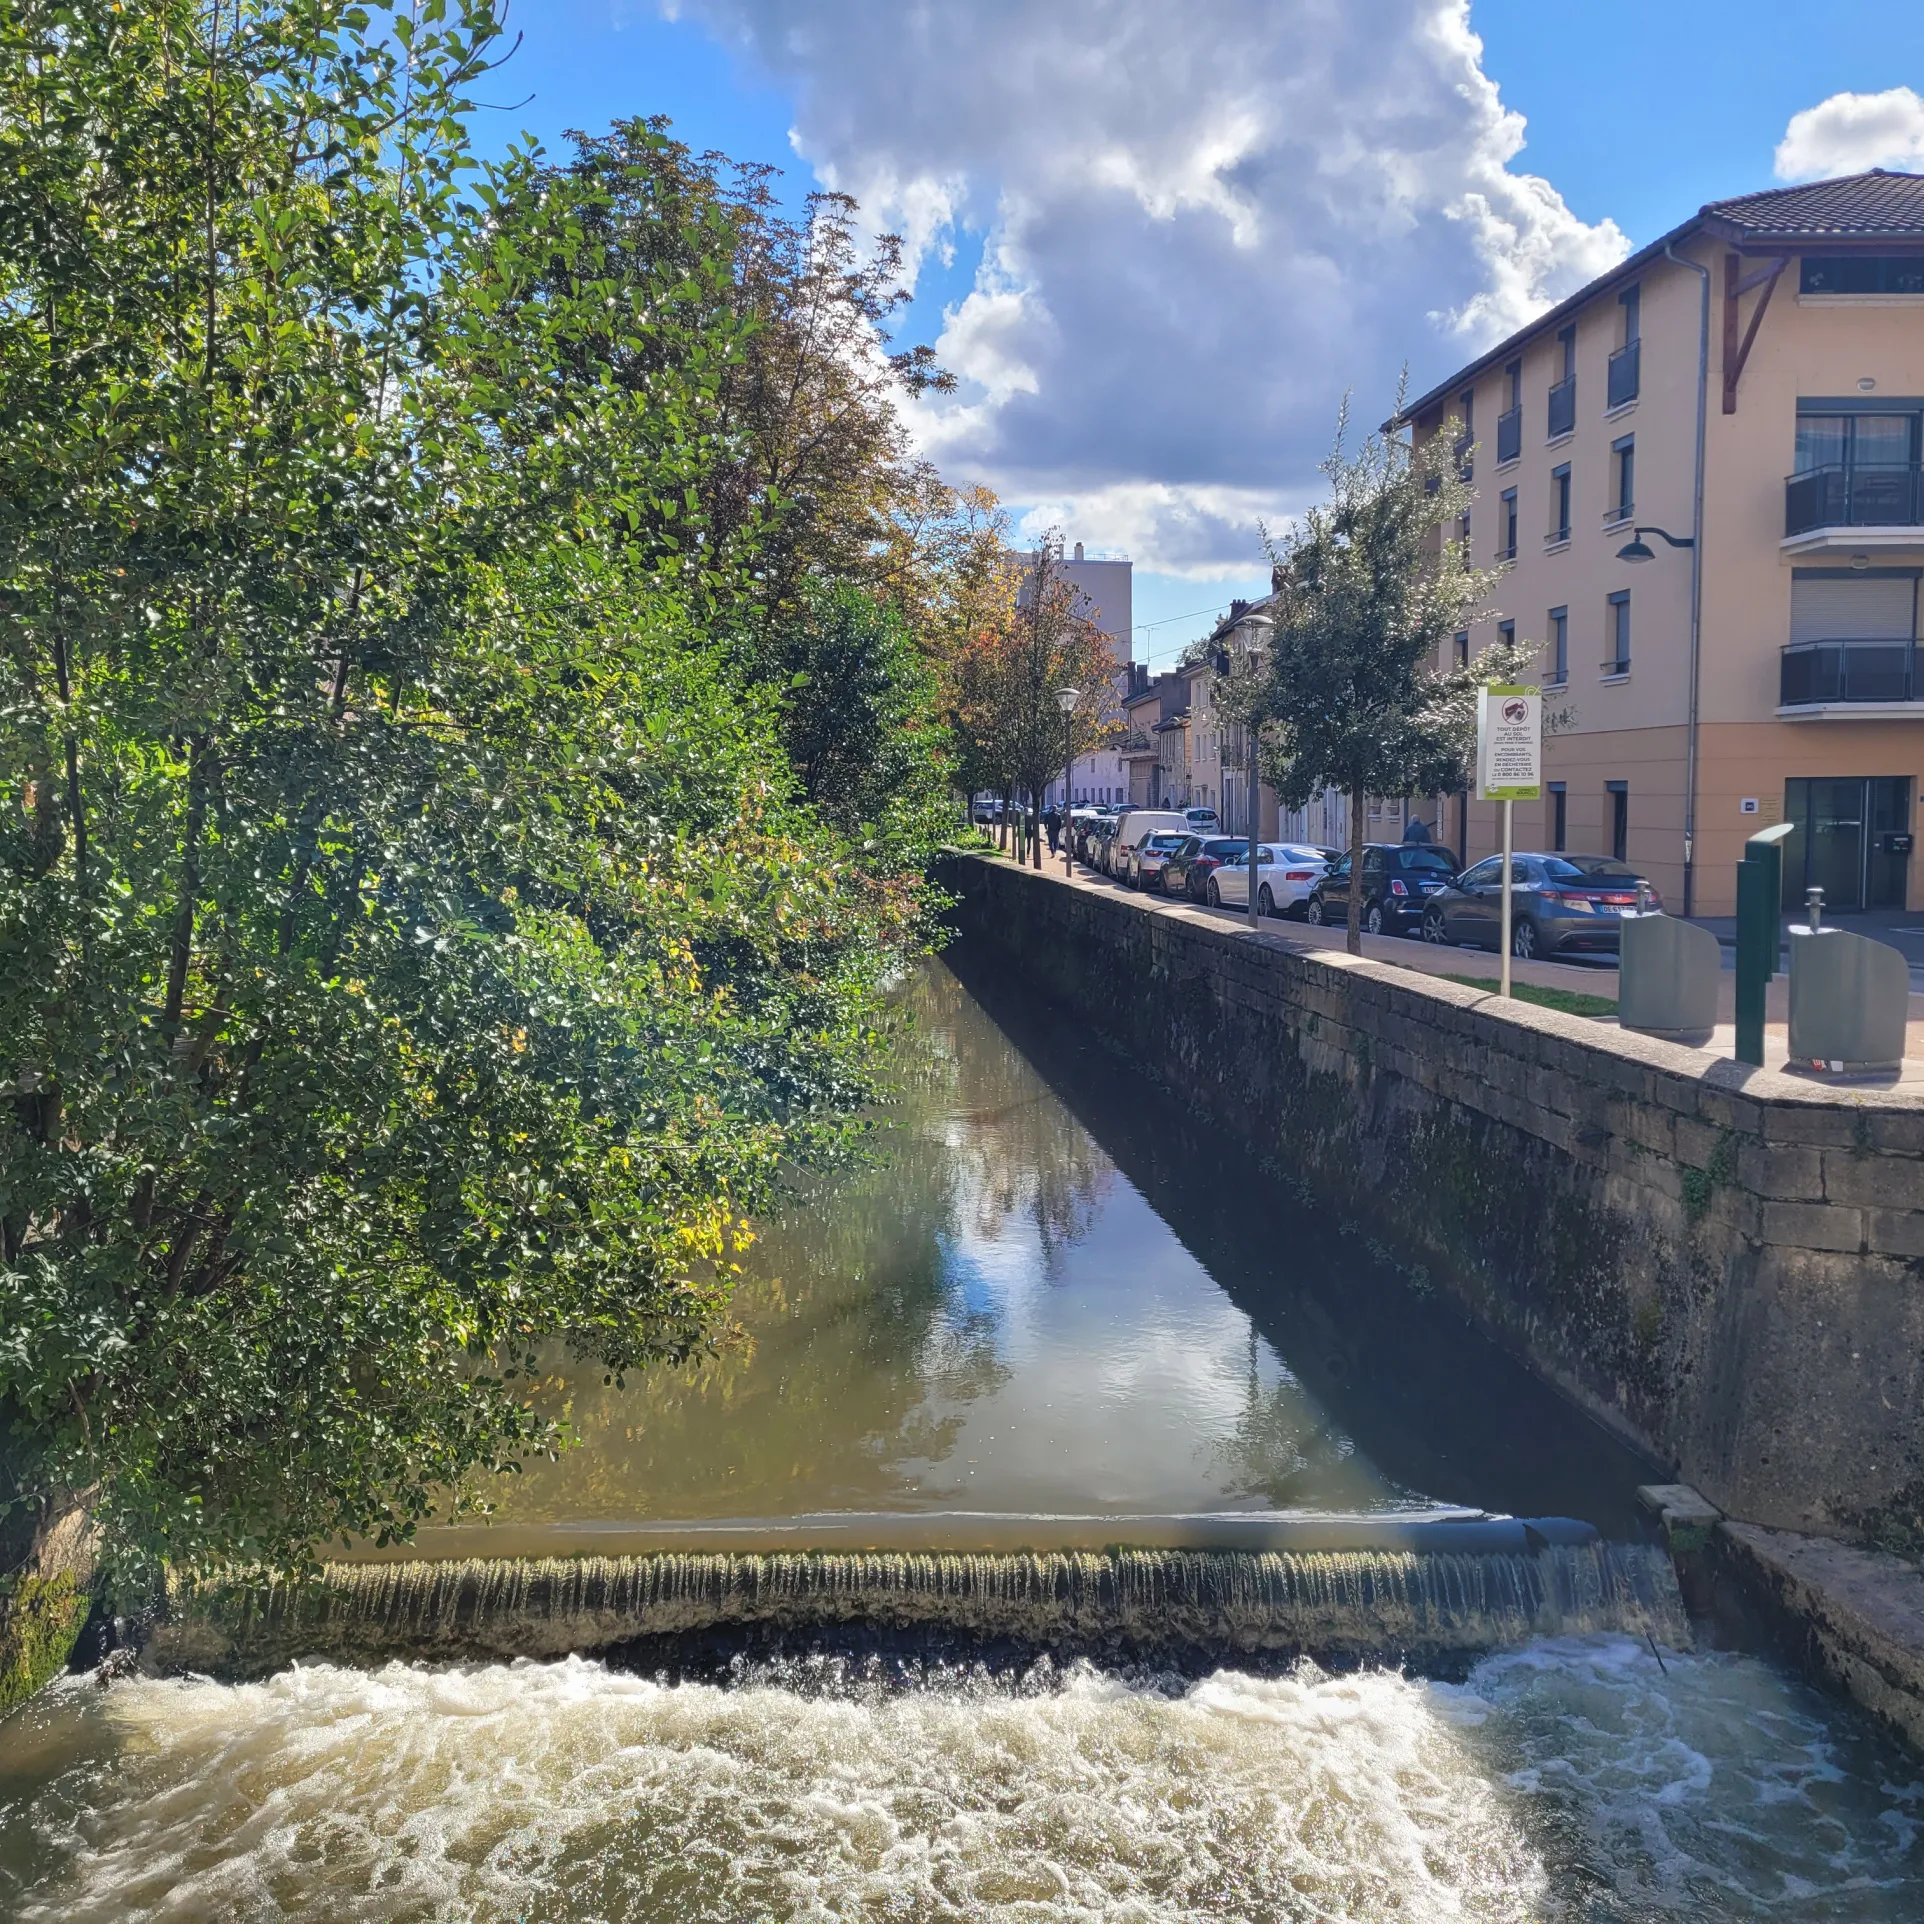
[929,532,1120,868]
[1248,394,1536,954]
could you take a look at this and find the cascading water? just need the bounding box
[153,1540,1689,1675]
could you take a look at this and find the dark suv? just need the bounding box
[1305,843,1459,937]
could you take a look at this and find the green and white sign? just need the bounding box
[1476,683,1542,801]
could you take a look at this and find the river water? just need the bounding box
[2,950,1920,1920]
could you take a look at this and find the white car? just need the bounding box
[1206,844,1329,917]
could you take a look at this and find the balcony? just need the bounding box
[1607,340,1640,409]
[1118,729,1157,758]
[1784,463,1924,546]
[1779,638,1922,714]
[1495,406,1521,464]
[1547,376,1575,440]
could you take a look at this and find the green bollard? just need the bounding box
[1734,822,1793,1067]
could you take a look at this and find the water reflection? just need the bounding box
[409,952,1650,1556]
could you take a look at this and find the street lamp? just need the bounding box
[1236,614,1274,932]
[1056,686,1080,876]
[1615,524,1695,563]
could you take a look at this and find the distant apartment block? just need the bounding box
[1037,542,1134,806]
[1401,168,1924,915]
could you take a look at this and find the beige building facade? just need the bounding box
[1403,170,1924,917]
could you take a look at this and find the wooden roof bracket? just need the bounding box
[1722,252,1788,414]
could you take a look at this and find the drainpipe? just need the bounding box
[1666,238,1710,919]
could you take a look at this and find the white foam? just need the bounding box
[2,1638,1919,1921]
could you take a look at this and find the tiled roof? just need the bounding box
[1396,171,1924,427]
[1703,170,1924,242]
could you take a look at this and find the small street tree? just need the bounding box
[1250,394,1535,954]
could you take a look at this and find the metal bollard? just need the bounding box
[1734,822,1794,1068]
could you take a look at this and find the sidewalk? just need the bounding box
[1685,907,1924,992]
[1059,860,1924,1089]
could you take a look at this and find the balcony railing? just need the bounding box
[1780,638,1917,706]
[1495,406,1521,464]
[1607,340,1640,409]
[1784,462,1923,536]
[1119,729,1156,755]
[1547,376,1576,439]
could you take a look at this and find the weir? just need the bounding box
[150,1535,1689,1678]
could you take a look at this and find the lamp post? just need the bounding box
[1615,525,1695,564]
[1616,525,1699,915]
[1056,686,1080,877]
[1236,614,1274,931]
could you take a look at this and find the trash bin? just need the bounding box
[1618,911,1720,1040]
[1788,924,1909,1073]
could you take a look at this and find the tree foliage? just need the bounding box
[0,0,942,1576]
[1251,396,1534,951]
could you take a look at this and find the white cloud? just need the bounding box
[676,0,1626,575]
[1776,88,1924,182]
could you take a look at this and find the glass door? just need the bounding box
[1783,777,1913,911]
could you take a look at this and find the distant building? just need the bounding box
[1400,167,1924,913]
[1037,542,1134,807]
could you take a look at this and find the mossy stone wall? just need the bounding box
[941,853,1924,1536]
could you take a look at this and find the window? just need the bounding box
[1498,358,1522,463]
[1609,286,1640,407]
[1800,255,1924,295]
[1499,488,1518,559]
[1453,629,1469,667]
[1549,781,1567,852]
[1460,857,1501,889]
[1455,387,1475,479]
[1607,781,1629,863]
[1497,619,1516,660]
[1606,590,1631,674]
[1549,464,1572,542]
[1787,410,1921,534]
[1548,325,1577,437]
[1609,435,1634,523]
[1459,508,1471,549]
[1548,606,1568,684]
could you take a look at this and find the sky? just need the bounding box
[477,1,1924,665]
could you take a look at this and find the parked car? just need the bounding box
[1305,843,1459,937]
[1183,806,1220,831]
[1207,844,1329,916]
[1163,834,1247,900]
[1106,808,1190,877]
[1128,830,1192,889]
[1080,816,1118,867]
[1421,853,1659,959]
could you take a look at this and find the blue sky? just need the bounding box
[477,2,1924,662]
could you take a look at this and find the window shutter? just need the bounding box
[1789,575,1917,643]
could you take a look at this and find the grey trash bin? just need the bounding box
[1618,911,1720,1040]
[1787,926,1909,1073]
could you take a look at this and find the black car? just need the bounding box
[1163,834,1248,900]
[1420,852,1659,959]
[1304,843,1459,936]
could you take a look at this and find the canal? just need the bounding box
[1,950,1920,1919]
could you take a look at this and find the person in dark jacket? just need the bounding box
[1042,804,1062,853]
[1401,816,1433,845]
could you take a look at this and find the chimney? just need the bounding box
[1229,598,1249,622]
[1073,541,1085,561]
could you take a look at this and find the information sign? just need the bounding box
[1476,684,1542,801]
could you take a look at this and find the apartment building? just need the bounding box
[1402,169,1924,916]
[1037,541,1135,806]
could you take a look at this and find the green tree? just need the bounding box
[1250,396,1533,953]
[0,0,921,1588]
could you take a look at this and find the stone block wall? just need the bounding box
[941,853,1924,1538]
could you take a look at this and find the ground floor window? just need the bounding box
[1606,781,1628,863]
[1549,781,1566,852]
[1782,776,1912,911]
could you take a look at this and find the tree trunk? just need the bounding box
[1347,784,1367,957]
[1030,796,1042,869]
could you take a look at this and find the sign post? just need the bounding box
[1475,684,1543,999]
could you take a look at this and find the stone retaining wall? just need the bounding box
[941,853,1924,1538]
